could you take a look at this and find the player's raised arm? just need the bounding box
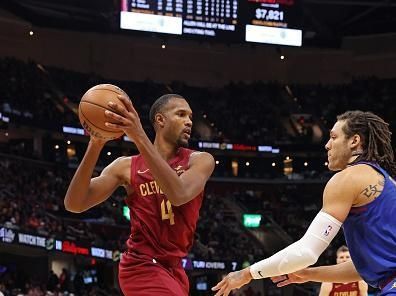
[64,138,129,213]
[178,151,215,200]
[104,94,215,206]
[131,146,214,206]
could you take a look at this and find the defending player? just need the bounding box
[64,94,215,295]
[212,111,396,296]
[318,246,367,296]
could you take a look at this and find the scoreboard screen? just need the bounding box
[120,0,302,46]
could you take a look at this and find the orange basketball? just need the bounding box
[78,84,129,140]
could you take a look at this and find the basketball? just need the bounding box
[78,84,129,140]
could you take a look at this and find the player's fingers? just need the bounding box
[223,287,231,296]
[213,280,228,295]
[104,110,126,123]
[214,284,227,296]
[117,95,136,114]
[212,280,225,291]
[104,122,124,131]
[271,275,287,283]
[108,101,128,117]
[276,279,293,287]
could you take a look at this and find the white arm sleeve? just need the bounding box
[250,211,342,279]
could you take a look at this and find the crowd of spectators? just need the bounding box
[0,57,302,146]
[191,192,265,263]
[0,156,129,251]
[0,58,75,131]
[3,57,396,149]
[291,78,396,134]
[44,66,307,145]
[0,266,118,295]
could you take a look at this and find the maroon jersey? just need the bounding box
[125,148,204,263]
[329,282,360,296]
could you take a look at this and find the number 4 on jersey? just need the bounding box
[161,200,175,225]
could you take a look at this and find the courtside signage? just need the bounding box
[1,226,239,270]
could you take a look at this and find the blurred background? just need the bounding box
[1,0,396,295]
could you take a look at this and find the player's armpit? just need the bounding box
[174,152,215,206]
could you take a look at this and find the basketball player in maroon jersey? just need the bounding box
[64,94,215,295]
[319,246,367,296]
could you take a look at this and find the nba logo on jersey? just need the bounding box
[392,282,396,289]
[323,225,333,236]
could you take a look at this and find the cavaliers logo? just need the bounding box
[174,165,185,176]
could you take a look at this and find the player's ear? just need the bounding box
[155,113,166,129]
[350,134,361,149]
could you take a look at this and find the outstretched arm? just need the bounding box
[271,260,363,287]
[211,210,342,296]
[212,169,359,296]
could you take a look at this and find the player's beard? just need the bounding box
[176,135,189,148]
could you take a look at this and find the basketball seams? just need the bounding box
[81,90,126,115]
[78,84,127,139]
[79,99,121,114]
[79,103,122,134]
[91,87,127,96]
[83,87,128,101]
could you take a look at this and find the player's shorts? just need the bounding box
[118,251,189,296]
[380,278,396,295]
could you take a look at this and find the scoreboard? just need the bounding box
[120,0,302,46]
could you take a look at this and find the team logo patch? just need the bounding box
[174,165,185,176]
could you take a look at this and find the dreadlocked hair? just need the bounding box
[337,110,396,178]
